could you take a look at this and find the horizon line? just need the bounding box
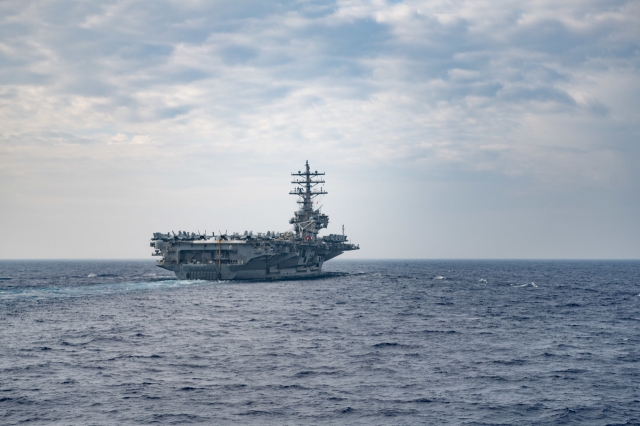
[1,258,639,262]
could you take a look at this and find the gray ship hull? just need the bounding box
[153,238,352,281]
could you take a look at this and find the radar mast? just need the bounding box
[290,160,329,240]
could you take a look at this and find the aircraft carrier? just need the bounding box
[150,161,359,280]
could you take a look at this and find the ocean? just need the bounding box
[1,260,639,425]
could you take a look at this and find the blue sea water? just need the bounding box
[1,259,639,425]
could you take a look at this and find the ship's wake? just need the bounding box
[0,279,207,302]
[0,272,357,302]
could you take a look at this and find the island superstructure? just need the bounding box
[150,161,359,280]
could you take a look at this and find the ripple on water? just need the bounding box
[0,259,639,424]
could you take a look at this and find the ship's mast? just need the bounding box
[290,161,329,240]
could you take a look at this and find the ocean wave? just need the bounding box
[2,259,639,425]
[511,282,538,288]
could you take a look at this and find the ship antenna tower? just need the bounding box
[290,160,329,241]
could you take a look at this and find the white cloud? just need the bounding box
[0,0,638,258]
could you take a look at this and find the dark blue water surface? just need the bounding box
[1,260,639,425]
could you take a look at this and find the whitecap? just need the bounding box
[87,273,97,278]
[511,282,538,288]
[479,278,487,283]
[434,276,446,280]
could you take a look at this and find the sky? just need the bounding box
[0,0,639,259]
